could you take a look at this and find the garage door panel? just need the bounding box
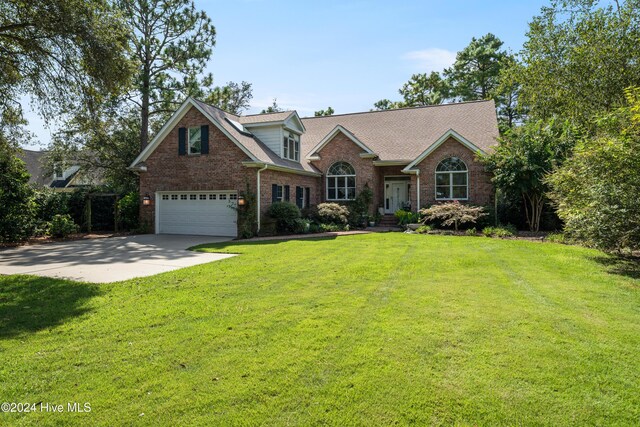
[157,192,237,237]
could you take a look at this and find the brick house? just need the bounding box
[129,98,499,237]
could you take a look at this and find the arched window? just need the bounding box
[435,157,468,200]
[327,161,356,200]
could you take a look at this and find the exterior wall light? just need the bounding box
[237,196,246,206]
[142,194,152,206]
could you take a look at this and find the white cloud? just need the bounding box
[402,48,457,73]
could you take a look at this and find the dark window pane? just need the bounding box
[452,186,467,199]
[436,173,449,186]
[328,188,336,199]
[436,186,449,199]
[337,188,346,199]
[347,177,355,188]
[452,173,467,185]
[347,188,356,199]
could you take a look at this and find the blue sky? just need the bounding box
[21,0,548,149]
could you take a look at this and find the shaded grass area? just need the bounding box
[1,233,639,426]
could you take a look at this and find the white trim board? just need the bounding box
[402,129,485,172]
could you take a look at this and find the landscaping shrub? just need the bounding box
[419,201,487,231]
[317,203,349,225]
[294,218,311,234]
[346,185,373,227]
[415,225,433,234]
[546,232,574,245]
[117,192,139,231]
[482,225,516,238]
[49,214,79,238]
[33,188,71,221]
[0,143,36,242]
[319,223,349,232]
[395,210,420,226]
[465,227,478,236]
[266,202,301,233]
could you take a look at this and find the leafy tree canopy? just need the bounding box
[0,0,132,124]
[314,107,335,117]
[517,0,640,129]
[261,99,284,114]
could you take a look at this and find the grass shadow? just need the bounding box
[591,254,640,281]
[190,234,340,253]
[0,275,101,339]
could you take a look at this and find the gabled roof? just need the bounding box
[18,149,51,186]
[403,129,484,172]
[128,98,320,175]
[300,100,498,162]
[306,125,376,159]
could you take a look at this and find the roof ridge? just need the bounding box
[301,99,494,120]
[242,110,296,118]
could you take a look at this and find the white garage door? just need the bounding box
[157,191,238,237]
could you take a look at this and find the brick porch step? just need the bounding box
[377,215,398,227]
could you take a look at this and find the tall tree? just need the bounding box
[399,72,449,106]
[201,81,253,115]
[372,99,404,111]
[548,87,640,251]
[517,0,640,128]
[0,0,131,125]
[261,99,283,114]
[444,33,508,101]
[116,0,217,150]
[481,119,581,231]
[314,107,335,116]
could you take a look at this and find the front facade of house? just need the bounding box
[129,98,499,237]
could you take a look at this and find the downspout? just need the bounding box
[415,169,420,211]
[256,164,268,233]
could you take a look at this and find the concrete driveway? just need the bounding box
[0,234,235,283]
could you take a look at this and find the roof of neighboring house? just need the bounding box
[300,100,499,161]
[18,149,51,186]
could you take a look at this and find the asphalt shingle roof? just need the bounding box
[299,100,499,161]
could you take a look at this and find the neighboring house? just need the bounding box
[129,98,499,237]
[18,149,103,191]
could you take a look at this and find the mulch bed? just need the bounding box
[0,232,136,248]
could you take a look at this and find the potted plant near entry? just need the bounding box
[368,215,376,227]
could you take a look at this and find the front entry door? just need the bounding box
[385,181,409,213]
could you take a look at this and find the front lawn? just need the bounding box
[1,233,638,426]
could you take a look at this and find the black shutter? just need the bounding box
[272,184,278,203]
[284,185,290,202]
[178,127,186,155]
[200,125,209,154]
[305,187,311,207]
[295,186,303,208]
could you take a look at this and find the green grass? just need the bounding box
[1,233,639,426]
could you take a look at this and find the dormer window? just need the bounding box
[283,131,300,161]
[54,163,64,179]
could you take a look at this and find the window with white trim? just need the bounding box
[326,161,356,201]
[435,157,468,200]
[188,127,201,155]
[282,131,300,161]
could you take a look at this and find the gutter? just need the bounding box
[256,164,268,233]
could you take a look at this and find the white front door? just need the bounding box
[157,191,238,237]
[384,181,409,213]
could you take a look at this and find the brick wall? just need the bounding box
[139,107,257,229]
[258,169,319,215]
[310,132,378,213]
[415,137,493,208]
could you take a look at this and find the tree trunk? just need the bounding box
[140,65,150,151]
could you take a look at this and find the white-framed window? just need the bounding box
[209,194,217,200]
[162,194,169,200]
[180,194,187,200]
[435,157,468,200]
[199,194,207,200]
[171,194,178,200]
[326,161,356,201]
[219,194,227,200]
[188,127,201,155]
[229,194,238,200]
[273,184,284,202]
[282,131,300,161]
[53,163,64,179]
